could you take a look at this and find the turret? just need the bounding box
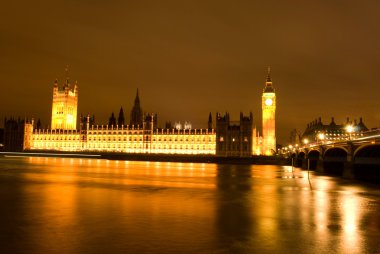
[51,68,79,130]
[130,89,143,127]
[118,107,125,126]
[356,117,368,132]
[263,67,275,93]
[109,112,116,126]
[36,119,42,130]
[208,112,213,130]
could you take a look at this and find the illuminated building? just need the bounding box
[51,69,78,130]
[216,112,256,156]
[301,117,368,143]
[23,69,276,156]
[26,81,216,154]
[29,115,216,154]
[262,67,276,155]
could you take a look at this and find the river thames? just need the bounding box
[0,156,379,254]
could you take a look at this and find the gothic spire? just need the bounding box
[109,112,116,126]
[118,107,125,126]
[135,88,140,105]
[266,66,271,82]
[208,112,213,130]
[65,65,70,85]
[263,66,275,93]
[130,89,143,126]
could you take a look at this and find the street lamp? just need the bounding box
[346,124,354,140]
[346,124,353,133]
[303,138,309,145]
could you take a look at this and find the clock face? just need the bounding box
[265,98,273,106]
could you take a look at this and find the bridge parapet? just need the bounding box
[283,127,380,182]
[292,133,379,180]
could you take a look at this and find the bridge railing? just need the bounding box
[290,128,380,152]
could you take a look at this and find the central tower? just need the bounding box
[262,67,276,155]
[51,69,78,130]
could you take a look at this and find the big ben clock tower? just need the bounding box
[262,67,276,155]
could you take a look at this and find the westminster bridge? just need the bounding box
[289,128,380,183]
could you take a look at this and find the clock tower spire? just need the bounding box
[262,67,276,155]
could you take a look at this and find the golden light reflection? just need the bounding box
[4,157,378,253]
[314,190,329,230]
[27,157,216,189]
[340,191,361,253]
[20,156,218,252]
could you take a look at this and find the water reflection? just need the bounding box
[0,157,379,253]
[215,164,253,252]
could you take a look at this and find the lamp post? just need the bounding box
[318,132,325,144]
[346,124,354,140]
[288,145,294,173]
[302,138,310,177]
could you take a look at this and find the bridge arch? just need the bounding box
[323,147,348,175]
[307,149,320,159]
[354,144,380,158]
[295,151,306,167]
[353,144,380,183]
[324,146,348,157]
[307,150,320,170]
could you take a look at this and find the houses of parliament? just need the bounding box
[20,70,277,156]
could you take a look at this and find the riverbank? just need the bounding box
[0,151,291,165]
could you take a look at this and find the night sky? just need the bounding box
[1,0,380,145]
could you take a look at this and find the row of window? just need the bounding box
[325,137,359,140]
[86,144,215,150]
[88,130,214,134]
[87,137,214,142]
[32,143,215,151]
[33,143,81,148]
[54,106,74,114]
[325,133,362,136]
[88,131,213,137]
[33,136,80,141]
[88,131,143,135]
[219,137,249,142]
[32,136,214,142]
